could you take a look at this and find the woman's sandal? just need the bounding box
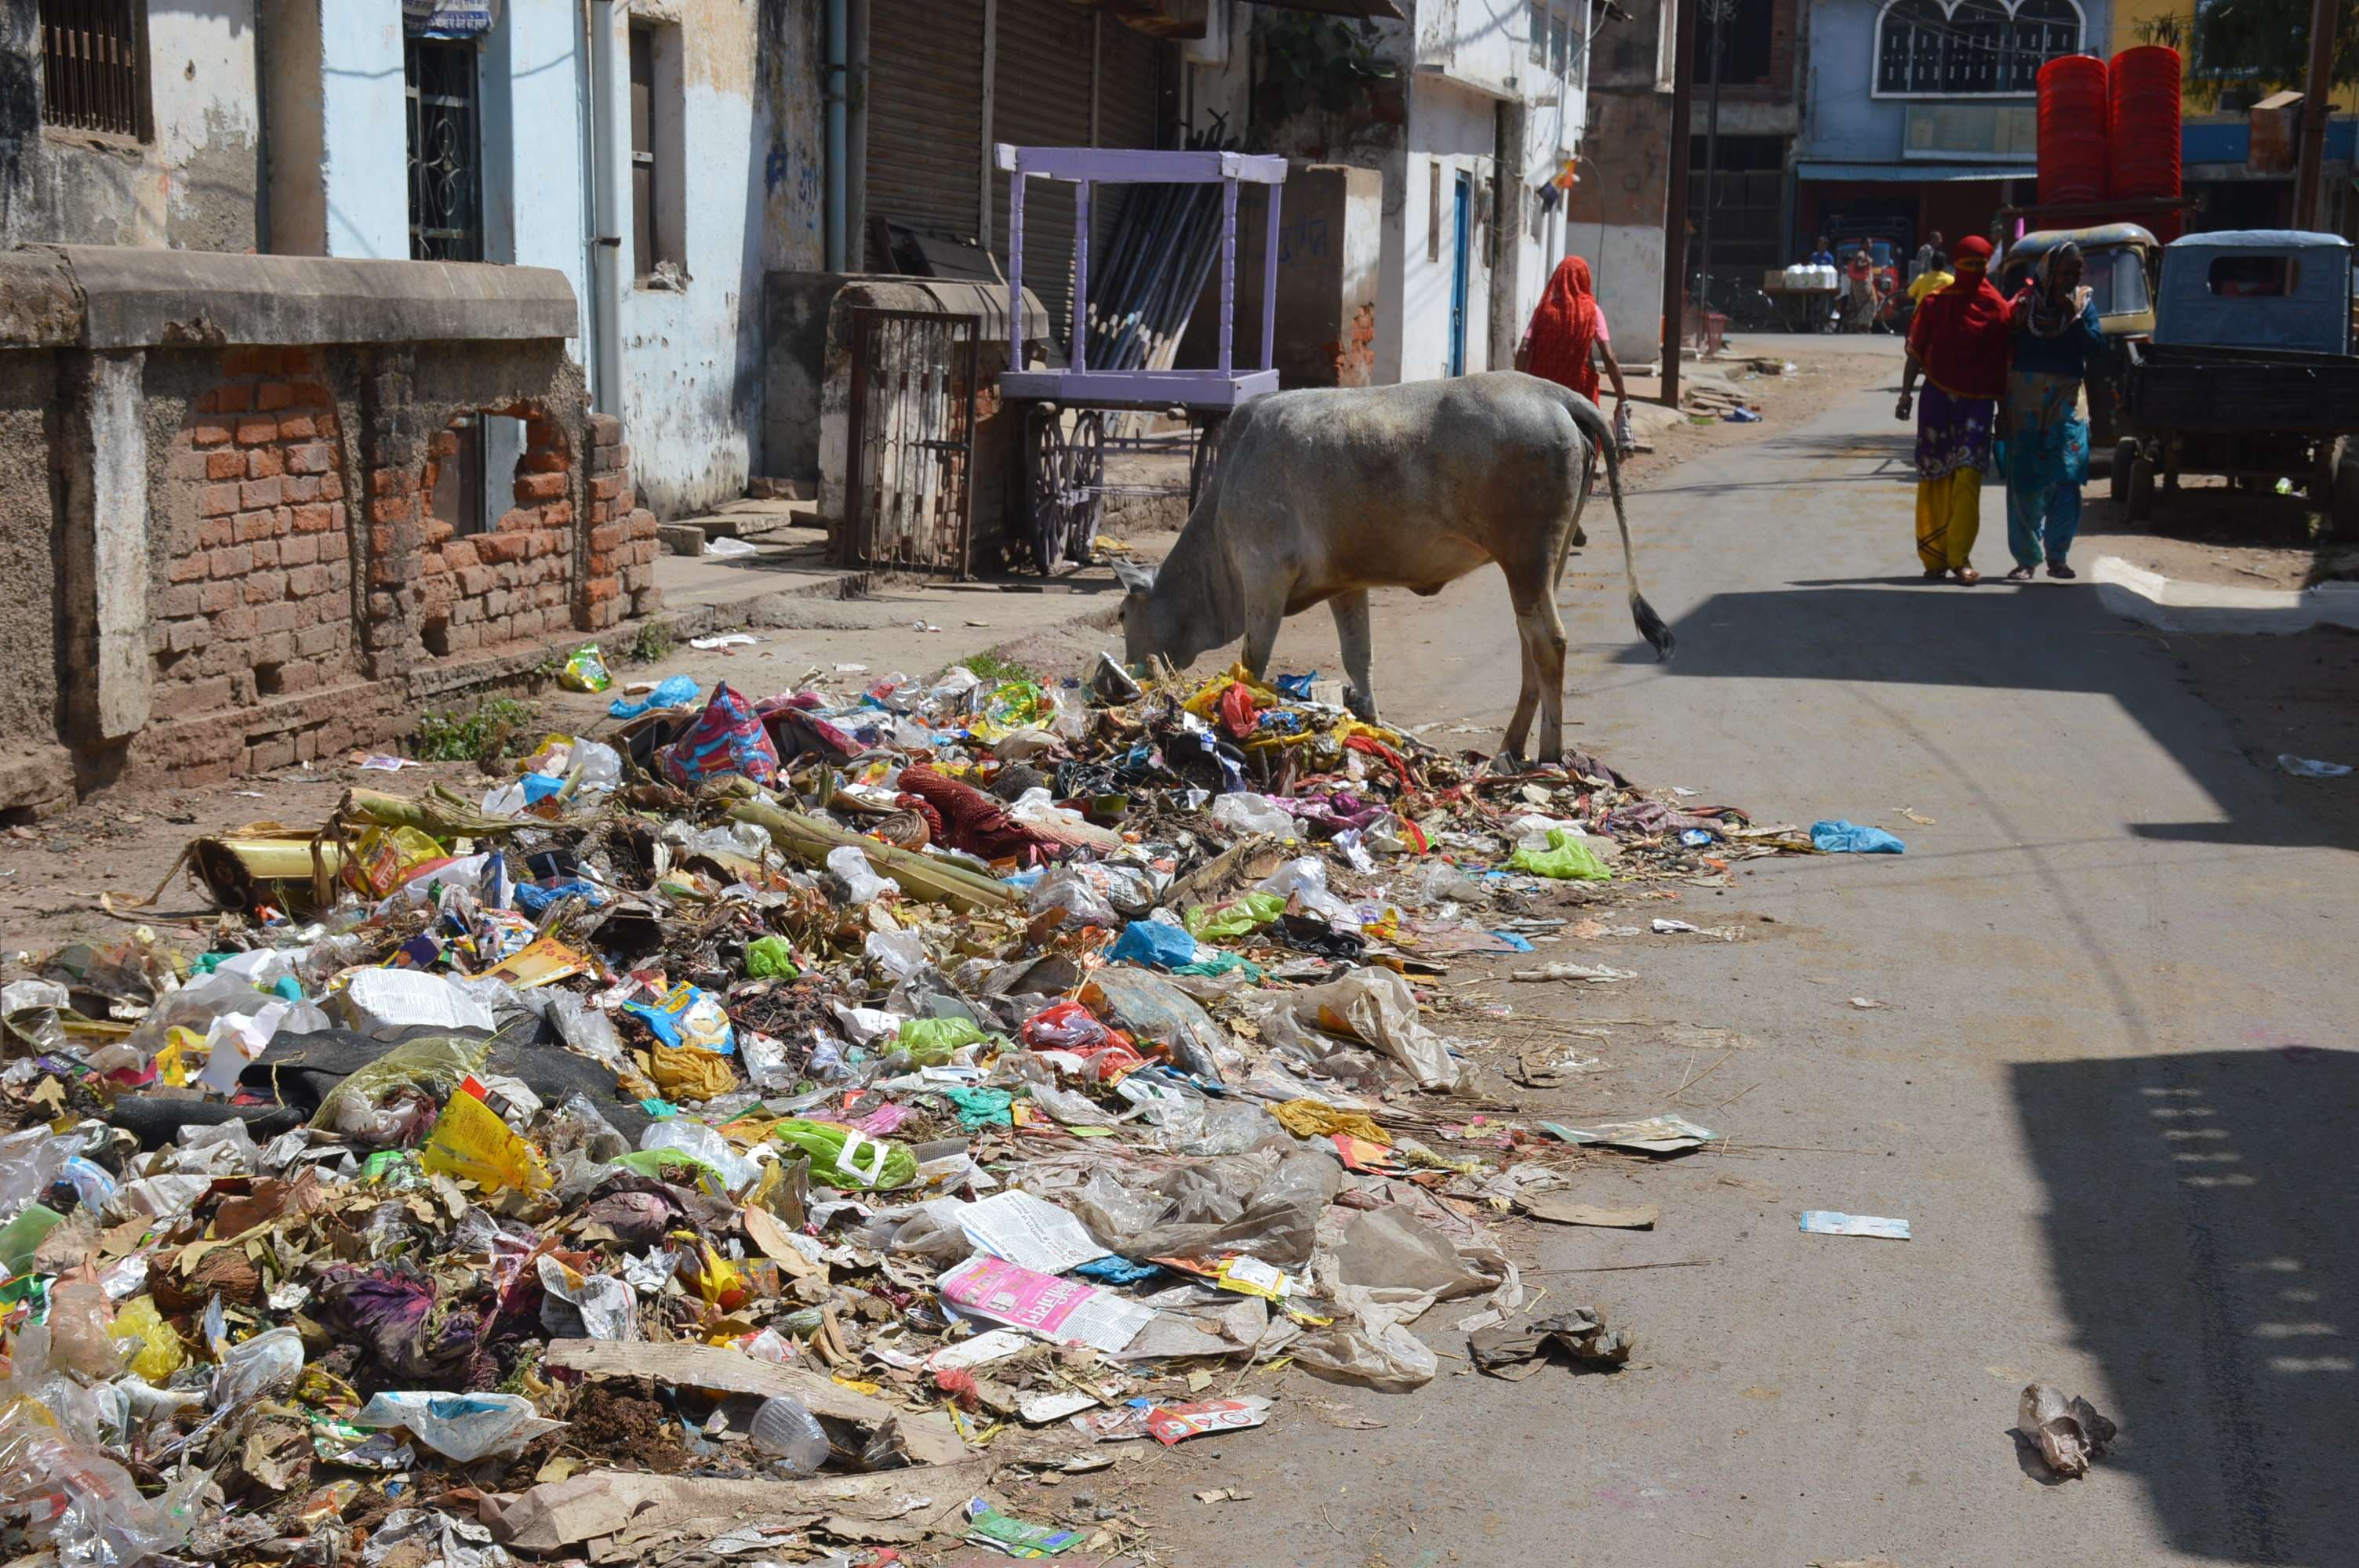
[1954,566,1982,586]
[2047,559,2076,579]
[2005,564,2035,581]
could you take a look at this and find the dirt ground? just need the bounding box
[2077,475,2359,591]
[2168,622,2359,848]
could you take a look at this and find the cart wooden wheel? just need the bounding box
[1027,406,1068,574]
[2109,440,2135,505]
[2126,453,2157,523]
[1061,412,1105,566]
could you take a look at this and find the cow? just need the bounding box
[1109,372,1673,764]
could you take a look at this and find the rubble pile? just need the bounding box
[0,653,1803,1565]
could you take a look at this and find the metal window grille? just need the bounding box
[405,39,483,263]
[38,0,150,140]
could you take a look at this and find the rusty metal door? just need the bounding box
[842,310,980,576]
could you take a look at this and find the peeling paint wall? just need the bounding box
[0,0,264,252]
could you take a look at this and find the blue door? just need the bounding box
[1448,172,1472,376]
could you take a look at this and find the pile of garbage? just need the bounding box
[0,654,1801,1565]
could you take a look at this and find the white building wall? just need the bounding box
[1382,73,1497,385]
[309,5,409,259]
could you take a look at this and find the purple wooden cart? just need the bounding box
[995,143,1286,573]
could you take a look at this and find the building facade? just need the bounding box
[1795,0,2110,260]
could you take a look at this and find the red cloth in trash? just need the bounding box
[1217,682,1259,740]
[896,764,1057,864]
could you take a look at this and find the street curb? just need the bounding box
[2091,554,2359,634]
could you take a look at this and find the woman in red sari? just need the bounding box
[1518,256,1630,421]
[1896,234,2010,585]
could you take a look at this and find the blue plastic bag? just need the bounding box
[1274,671,1318,699]
[1107,920,1199,970]
[1812,819,1905,855]
[609,673,700,720]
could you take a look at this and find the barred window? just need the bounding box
[1876,0,2085,97]
[38,0,151,140]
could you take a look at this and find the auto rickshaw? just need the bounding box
[1994,223,2161,459]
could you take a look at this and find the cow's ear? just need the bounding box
[1111,560,1158,594]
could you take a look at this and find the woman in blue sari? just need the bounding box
[2001,242,2103,580]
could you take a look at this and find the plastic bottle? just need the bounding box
[748,1396,831,1475]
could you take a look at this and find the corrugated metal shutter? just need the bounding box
[865,0,987,267]
[990,0,1099,340]
[1091,16,1165,264]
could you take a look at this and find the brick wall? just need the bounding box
[583,412,661,626]
[414,406,578,655]
[154,350,356,715]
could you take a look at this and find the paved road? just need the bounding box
[1167,337,2357,1566]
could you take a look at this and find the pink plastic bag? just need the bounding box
[660,683,782,788]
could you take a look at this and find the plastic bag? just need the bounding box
[43,1282,125,1381]
[213,1325,305,1405]
[347,826,447,898]
[420,1090,554,1193]
[609,672,700,719]
[1507,829,1612,881]
[896,1015,988,1064]
[825,844,898,902]
[1211,793,1295,837]
[313,1034,490,1134]
[1256,856,1361,931]
[745,935,799,979]
[1081,967,1231,1082]
[769,1119,918,1190]
[1260,967,1470,1094]
[638,1119,759,1193]
[1107,920,1198,970]
[559,644,612,692]
[1184,891,1284,941]
[107,1297,184,1382]
[547,991,625,1068]
[659,683,782,788]
[0,1400,207,1568]
[354,1392,562,1462]
[536,1254,640,1341]
[1812,818,1906,854]
[1026,868,1117,929]
[1019,1000,1118,1054]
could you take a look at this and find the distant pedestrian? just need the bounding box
[1906,250,1954,307]
[1518,256,1630,423]
[1912,229,1945,282]
[1896,234,2010,585]
[2000,241,2102,580]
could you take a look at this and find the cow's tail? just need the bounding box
[1545,383,1674,661]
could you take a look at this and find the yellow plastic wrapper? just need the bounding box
[646,1040,739,1102]
[559,644,612,693]
[420,1089,552,1192]
[689,1242,747,1309]
[155,1027,201,1088]
[1180,663,1281,722]
[1268,1098,1391,1146]
[346,826,445,898]
[107,1295,184,1382]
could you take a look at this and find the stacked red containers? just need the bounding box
[2037,55,2111,206]
[2108,45,2184,239]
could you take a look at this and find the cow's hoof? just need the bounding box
[1346,689,1379,723]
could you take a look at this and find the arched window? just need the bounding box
[1874,0,2085,96]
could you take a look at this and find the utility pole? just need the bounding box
[1696,0,1732,347]
[1662,0,1699,406]
[2294,0,2340,230]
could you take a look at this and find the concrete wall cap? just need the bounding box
[35,247,579,350]
[0,249,85,347]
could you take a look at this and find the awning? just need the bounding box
[1089,0,1403,32]
[1797,162,2034,183]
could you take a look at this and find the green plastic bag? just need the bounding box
[1507,829,1612,882]
[945,1085,1016,1130]
[1183,891,1285,941]
[744,935,800,979]
[769,1119,918,1190]
[896,1015,992,1064]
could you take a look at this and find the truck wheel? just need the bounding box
[2109,440,2136,505]
[2126,454,2157,523]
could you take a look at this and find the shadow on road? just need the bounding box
[2011,1047,2359,1564]
[1615,579,2356,848]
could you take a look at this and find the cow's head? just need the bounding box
[1111,558,1162,666]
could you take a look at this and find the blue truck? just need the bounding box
[2114,230,2359,535]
